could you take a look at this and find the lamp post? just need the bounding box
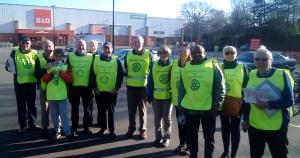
[51,5,56,46]
[112,0,115,50]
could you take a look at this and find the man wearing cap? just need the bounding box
[67,39,94,135]
[5,36,41,133]
[124,35,154,139]
[92,42,123,138]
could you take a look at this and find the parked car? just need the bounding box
[113,48,159,74]
[237,51,296,71]
[65,44,76,52]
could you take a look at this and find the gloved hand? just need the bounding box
[147,96,153,103]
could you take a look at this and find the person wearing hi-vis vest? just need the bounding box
[242,46,294,158]
[178,45,225,158]
[67,39,94,136]
[124,35,154,139]
[5,36,41,133]
[171,43,192,155]
[147,45,173,148]
[219,46,249,158]
[91,42,123,138]
[35,40,60,138]
[42,48,76,141]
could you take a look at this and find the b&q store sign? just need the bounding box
[34,9,51,27]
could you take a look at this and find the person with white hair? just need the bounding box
[242,45,294,158]
[88,40,99,55]
[66,39,94,136]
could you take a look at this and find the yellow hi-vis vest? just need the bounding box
[181,60,214,110]
[224,64,244,98]
[93,55,118,92]
[46,64,68,100]
[37,53,47,90]
[15,49,37,84]
[153,61,172,99]
[170,59,182,105]
[68,53,93,86]
[248,69,284,130]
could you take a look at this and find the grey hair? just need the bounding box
[255,45,272,60]
[136,35,144,44]
[76,39,87,50]
[223,46,237,54]
[43,39,54,48]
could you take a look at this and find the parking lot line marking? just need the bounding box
[289,123,300,128]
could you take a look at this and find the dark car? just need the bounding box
[237,51,296,71]
[113,48,159,74]
[64,44,76,52]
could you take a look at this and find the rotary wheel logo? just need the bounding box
[76,69,84,77]
[100,75,109,83]
[190,79,200,91]
[23,60,32,69]
[159,74,168,84]
[226,82,231,93]
[131,62,141,72]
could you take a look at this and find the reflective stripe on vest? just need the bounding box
[93,55,118,92]
[170,59,181,105]
[248,69,284,130]
[181,60,214,110]
[15,49,37,84]
[223,64,244,98]
[68,53,93,86]
[153,61,172,99]
[37,53,47,90]
[46,64,68,100]
[126,50,150,87]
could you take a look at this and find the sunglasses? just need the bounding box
[224,51,235,56]
[254,58,268,62]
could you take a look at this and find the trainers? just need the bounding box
[174,145,189,155]
[109,131,116,139]
[139,131,147,139]
[220,152,229,158]
[98,129,105,137]
[28,124,41,131]
[124,130,135,138]
[40,128,48,138]
[162,139,170,147]
[66,134,77,141]
[153,138,163,148]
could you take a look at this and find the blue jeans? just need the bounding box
[48,100,71,136]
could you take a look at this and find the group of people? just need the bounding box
[5,35,294,158]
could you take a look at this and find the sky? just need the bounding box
[0,0,231,18]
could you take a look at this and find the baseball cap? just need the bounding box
[103,42,112,48]
[20,36,31,42]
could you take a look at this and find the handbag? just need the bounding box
[222,95,242,117]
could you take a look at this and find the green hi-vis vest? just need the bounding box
[224,64,244,98]
[126,50,150,87]
[68,53,93,86]
[153,61,172,99]
[248,69,284,130]
[181,59,214,110]
[15,49,37,84]
[93,55,118,92]
[170,59,181,105]
[46,64,68,100]
[37,53,47,90]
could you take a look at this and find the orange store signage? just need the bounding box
[34,9,51,27]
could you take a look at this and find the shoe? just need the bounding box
[98,129,105,137]
[124,130,135,138]
[139,131,147,139]
[66,134,77,141]
[109,131,116,138]
[153,138,163,148]
[231,153,236,158]
[162,139,170,147]
[28,125,41,131]
[84,128,93,136]
[18,127,26,134]
[220,152,229,158]
[174,145,189,155]
[40,128,48,138]
[53,132,63,140]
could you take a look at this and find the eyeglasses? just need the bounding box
[254,58,268,62]
[224,51,235,56]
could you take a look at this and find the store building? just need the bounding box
[0,3,183,48]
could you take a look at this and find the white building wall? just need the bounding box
[148,17,183,37]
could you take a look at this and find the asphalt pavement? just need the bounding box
[0,47,299,158]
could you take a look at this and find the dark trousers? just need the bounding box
[186,111,216,158]
[220,115,241,155]
[69,86,93,131]
[14,83,37,129]
[175,106,188,146]
[126,87,147,132]
[248,126,288,158]
[95,92,117,132]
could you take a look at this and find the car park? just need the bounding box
[64,44,76,52]
[237,51,296,72]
